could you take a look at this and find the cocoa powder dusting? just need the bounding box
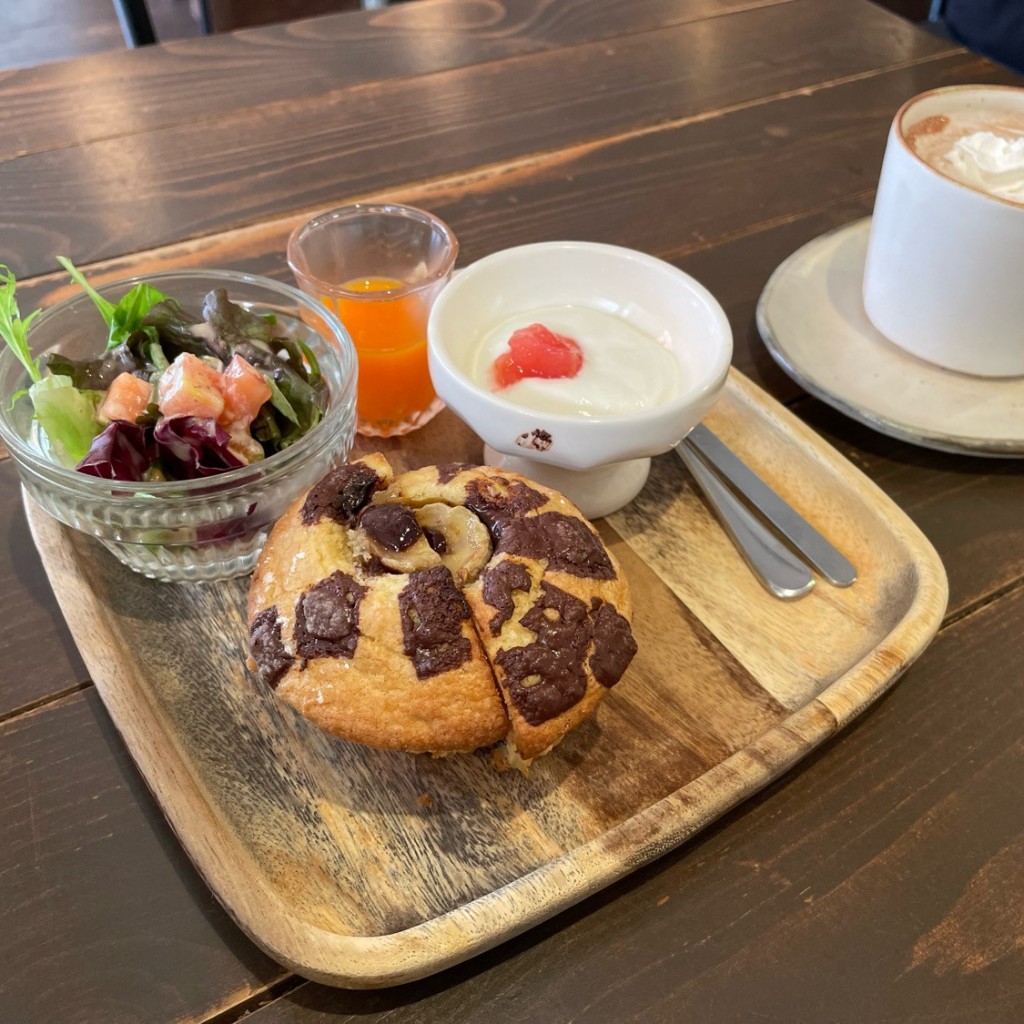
[907,114,949,144]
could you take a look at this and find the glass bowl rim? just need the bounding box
[0,267,357,497]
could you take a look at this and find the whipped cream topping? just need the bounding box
[945,130,1024,203]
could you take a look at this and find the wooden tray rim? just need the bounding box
[25,372,949,988]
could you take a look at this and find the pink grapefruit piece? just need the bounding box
[492,323,584,390]
[508,323,583,378]
[492,351,526,390]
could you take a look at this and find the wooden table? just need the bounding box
[1,1,1022,1020]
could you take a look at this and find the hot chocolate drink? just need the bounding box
[905,106,1024,204]
[863,85,1024,377]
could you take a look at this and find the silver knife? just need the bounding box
[685,424,857,587]
[676,443,814,600]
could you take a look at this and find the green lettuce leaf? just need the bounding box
[264,372,299,425]
[0,265,43,388]
[109,285,164,349]
[57,257,166,351]
[29,375,102,465]
[270,365,323,449]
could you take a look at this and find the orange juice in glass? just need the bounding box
[287,205,457,436]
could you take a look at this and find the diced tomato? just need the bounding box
[98,372,153,424]
[158,353,225,421]
[219,355,272,429]
[492,323,584,390]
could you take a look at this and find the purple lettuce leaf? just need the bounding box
[153,416,244,479]
[195,502,268,545]
[76,421,153,481]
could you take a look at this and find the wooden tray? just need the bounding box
[26,369,947,989]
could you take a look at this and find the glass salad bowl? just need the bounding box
[0,269,357,582]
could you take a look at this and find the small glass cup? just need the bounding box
[287,203,458,436]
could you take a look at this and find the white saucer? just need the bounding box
[756,217,1024,457]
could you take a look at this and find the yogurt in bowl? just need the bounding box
[427,242,732,518]
[472,305,684,417]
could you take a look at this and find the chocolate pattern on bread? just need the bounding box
[589,599,639,687]
[496,582,592,726]
[293,571,366,662]
[248,454,636,765]
[399,565,473,679]
[494,511,615,579]
[249,606,292,688]
[358,504,422,552]
[464,476,547,536]
[301,462,383,526]
[481,560,532,637]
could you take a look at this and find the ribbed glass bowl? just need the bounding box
[0,270,357,582]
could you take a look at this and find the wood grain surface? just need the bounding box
[24,372,945,987]
[0,0,962,277]
[0,688,290,1023]
[1,0,1023,1019]
[239,583,1024,1024]
[0,460,88,719]
[0,0,800,160]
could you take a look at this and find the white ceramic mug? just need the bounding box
[863,85,1024,378]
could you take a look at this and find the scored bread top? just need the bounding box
[247,454,637,764]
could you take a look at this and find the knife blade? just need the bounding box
[685,424,857,587]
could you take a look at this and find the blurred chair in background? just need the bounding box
[113,0,385,45]
[113,0,157,45]
[202,0,379,33]
[872,0,931,19]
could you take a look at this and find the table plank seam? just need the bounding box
[6,183,875,301]
[0,37,972,281]
[497,46,972,175]
[5,37,970,304]
[195,973,304,1024]
[0,679,91,728]
[938,575,1024,632]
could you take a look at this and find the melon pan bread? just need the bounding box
[247,454,637,768]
